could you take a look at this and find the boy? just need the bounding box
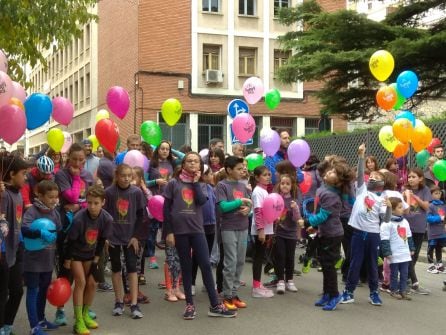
[215,156,252,311]
[426,185,446,274]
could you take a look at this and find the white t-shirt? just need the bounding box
[380,218,412,264]
[349,184,387,233]
[251,186,274,235]
[382,190,409,210]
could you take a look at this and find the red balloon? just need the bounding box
[95,119,120,154]
[47,278,71,306]
[427,138,442,154]
[299,171,313,195]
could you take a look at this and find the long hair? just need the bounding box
[249,165,269,190]
[405,167,425,189]
[274,173,298,198]
[150,140,174,169]
[172,152,204,180]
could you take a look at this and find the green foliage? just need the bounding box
[277,0,446,121]
[0,0,97,84]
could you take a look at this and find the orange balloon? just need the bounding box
[393,141,409,158]
[376,86,397,110]
[392,118,413,143]
[9,97,24,111]
[411,125,432,152]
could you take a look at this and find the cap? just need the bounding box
[82,139,92,145]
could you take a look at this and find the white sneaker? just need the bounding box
[252,285,274,298]
[191,285,196,296]
[276,280,285,294]
[286,280,298,292]
[427,264,439,274]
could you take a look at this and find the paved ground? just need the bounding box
[12,249,446,335]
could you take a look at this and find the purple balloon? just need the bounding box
[106,86,130,119]
[287,139,311,168]
[123,150,145,168]
[142,156,150,172]
[260,128,280,156]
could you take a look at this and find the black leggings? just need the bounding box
[109,244,138,274]
[274,236,297,281]
[409,233,424,284]
[252,236,267,282]
[427,243,443,264]
[216,242,224,294]
[192,232,214,285]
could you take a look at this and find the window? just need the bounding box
[239,0,255,15]
[305,118,319,135]
[86,24,90,50]
[274,0,289,17]
[202,0,219,12]
[274,49,291,76]
[79,77,84,107]
[271,117,294,136]
[203,44,221,71]
[239,48,256,76]
[85,73,90,103]
[198,115,225,151]
[159,114,188,148]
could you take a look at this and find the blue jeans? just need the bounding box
[24,271,52,328]
[345,229,380,293]
[146,219,160,258]
[389,261,409,293]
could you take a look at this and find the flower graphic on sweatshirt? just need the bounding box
[159,168,169,180]
[364,196,375,212]
[438,207,445,218]
[278,207,288,222]
[16,204,23,226]
[117,198,129,221]
[233,190,243,199]
[409,197,420,213]
[182,188,194,208]
[397,225,407,242]
[85,228,98,246]
[79,180,86,199]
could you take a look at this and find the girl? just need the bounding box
[47,149,62,174]
[426,185,446,274]
[163,152,235,319]
[105,164,146,319]
[208,148,225,173]
[273,174,303,294]
[365,155,379,182]
[403,168,431,294]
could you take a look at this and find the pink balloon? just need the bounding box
[52,97,74,126]
[0,104,26,144]
[287,139,311,168]
[123,150,145,168]
[148,195,164,222]
[260,128,280,156]
[61,131,73,153]
[142,156,150,172]
[232,113,256,144]
[11,81,26,103]
[0,71,13,107]
[242,77,264,104]
[0,50,7,73]
[262,193,285,224]
[106,86,130,119]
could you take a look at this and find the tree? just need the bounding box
[277,0,446,121]
[0,0,97,83]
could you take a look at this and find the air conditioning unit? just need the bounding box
[205,69,223,83]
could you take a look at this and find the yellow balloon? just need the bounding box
[96,109,110,122]
[393,118,413,143]
[88,135,100,152]
[378,125,398,152]
[47,128,65,152]
[369,50,395,82]
[161,98,182,126]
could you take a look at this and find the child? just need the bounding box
[105,164,146,319]
[22,181,61,335]
[66,185,113,335]
[307,161,354,311]
[274,174,303,294]
[164,152,235,319]
[215,156,252,311]
[250,166,274,298]
[380,197,414,300]
[0,156,29,335]
[341,144,391,306]
[426,185,446,274]
[208,148,225,173]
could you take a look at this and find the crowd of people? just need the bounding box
[0,127,445,335]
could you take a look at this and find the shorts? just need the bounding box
[428,238,446,247]
[109,244,138,273]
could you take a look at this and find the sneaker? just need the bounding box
[390,291,402,300]
[223,298,238,311]
[315,293,330,307]
[369,291,383,306]
[400,292,412,301]
[191,285,196,296]
[112,302,124,316]
[183,304,196,320]
[379,283,391,294]
[30,326,47,335]
[83,313,98,329]
[2,326,12,335]
[377,257,384,267]
[54,309,67,326]
[276,280,285,294]
[148,258,159,269]
[263,276,278,288]
[302,259,311,274]
[130,304,143,319]
[322,295,342,311]
[232,296,247,308]
[340,290,354,304]
[97,282,113,292]
[73,319,90,335]
[427,264,439,274]
[38,320,58,331]
[436,263,446,274]
[138,275,147,286]
[252,286,274,298]
[411,284,430,295]
[286,280,298,292]
[208,303,237,318]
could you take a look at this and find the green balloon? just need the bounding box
[433,160,446,181]
[390,83,406,110]
[246,153,264,171]
[140,121,162,147]
[265,88,281,110]
[415,149,430,169]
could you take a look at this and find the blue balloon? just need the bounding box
[24,218,56,251]
[396,71,418,99]
[395,110,416,127]
[24,93,53,130]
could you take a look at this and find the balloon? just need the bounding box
[246,153,264,171]
[9,97,24,111]
[378,126,399,152]
[0,50,7,73]
[433,160,446,182]
[24,93,52,130]
[61,131,73,154]
[124,150,146,168]
[47,278,71,307]
[411,125,432,152]
[52,97,74,126]
[392,118,413,143]
[0,71,13,107]
[395,110,415,127]
[389,83,405,110]
[264,88,281,110]
[396,71,418,99]
[140,121,162,147]
[95,119,120,153]
[0,104,26,144]
[232,113,256,144]
[106,86,130,119]
[376,85,397,110]
[287,139,311,168]
[88,135,100,152]
[415,150,430,169]
[369,50,394,82]
[161,98,182,126]
[95,109,110,122]
[427,138,442,154]
[148,195,164,222]
[260,128,280,156]
[414,119,425,128]
[47,129,65,152]
[11,81,27,102]
[393,141,409,159]
[242,77,264,104]
[262,193,285,224]
[300,171,313,195]
[23,218,56,251]
[199,148,209,161]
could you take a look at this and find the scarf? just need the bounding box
[179,169,195,183]
[391,215,403,222]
